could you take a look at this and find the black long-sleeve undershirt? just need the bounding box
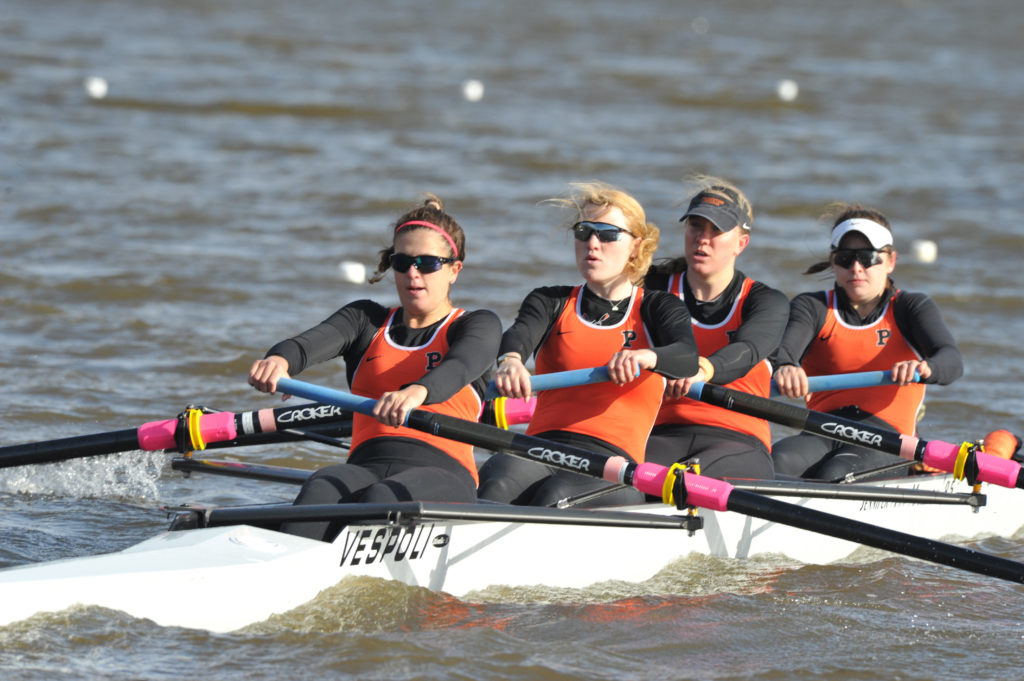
[265,300,502,402]
[645,269,789,385]
[498,285,700,379]
[770,284,963,385]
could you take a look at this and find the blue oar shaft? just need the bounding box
[483,366,615,401]
[771,370,920,397]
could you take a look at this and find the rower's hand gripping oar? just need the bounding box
[688,381,1024,490]
[277,377,1024,585]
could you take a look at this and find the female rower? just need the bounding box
[644,179,788,480]
[771,205,963,480]
[249,195,501,540]
[477,182,699,507]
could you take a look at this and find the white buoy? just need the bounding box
[461,79,484,102]
[84,76,108,100]
[910,239,938,264]
[776,79,799,102]
[338,261,367,284]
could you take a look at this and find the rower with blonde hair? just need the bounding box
[478,181,699,507]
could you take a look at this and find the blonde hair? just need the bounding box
[546,181,659,285]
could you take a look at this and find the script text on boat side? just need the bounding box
[339,524,444,567]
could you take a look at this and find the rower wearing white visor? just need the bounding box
[770,205,963,481]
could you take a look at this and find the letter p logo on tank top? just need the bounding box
[876,329,891,347]
[621,329,638,348]
[425,351,443,371]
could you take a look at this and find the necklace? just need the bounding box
[608,296,629,312]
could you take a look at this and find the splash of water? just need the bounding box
[0,451,168,502]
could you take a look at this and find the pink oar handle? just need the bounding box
[502,398,536,426]
[136,412,238,451]
[625,462,733,511]
[923,440,1022,488]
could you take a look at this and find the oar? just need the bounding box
[771,370,920,397]
[0,388,542,470]
[277,377,1024,585]
[0,402,353,469]
[483,366,617,401]
[686,381,1024,490]
[484,366,915,400]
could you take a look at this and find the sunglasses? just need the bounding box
[831,248,884,269]
[572,221,636,243]
[390,253,456,274]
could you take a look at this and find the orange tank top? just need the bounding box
[801,289,925,435]
[655,274,773,449]
[527,286,666,462]
[349,308,482,482]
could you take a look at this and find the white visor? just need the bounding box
[830,218,893,249]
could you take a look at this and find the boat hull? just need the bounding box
[0,474,1019,632]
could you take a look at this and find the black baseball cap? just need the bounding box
[680,188,752,232]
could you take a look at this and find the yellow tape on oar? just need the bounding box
[494,396,509,430]
[952,441,975,481]
[661,461,700,507]
[186,408,207,452]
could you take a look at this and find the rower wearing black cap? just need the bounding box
[644,177,789,480]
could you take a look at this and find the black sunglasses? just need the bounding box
[572,221,636,243]
[390,253,456,274]
[831,248,884,269]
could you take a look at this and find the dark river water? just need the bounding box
[2,0,1024,679]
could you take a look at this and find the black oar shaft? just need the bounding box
[695,383,907,455]
[726,489,1024,583]
[407,410,622,481]
[0,428,140,468]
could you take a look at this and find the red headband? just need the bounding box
[395,220,459,258]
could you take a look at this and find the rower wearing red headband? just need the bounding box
[249,194,500,540]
